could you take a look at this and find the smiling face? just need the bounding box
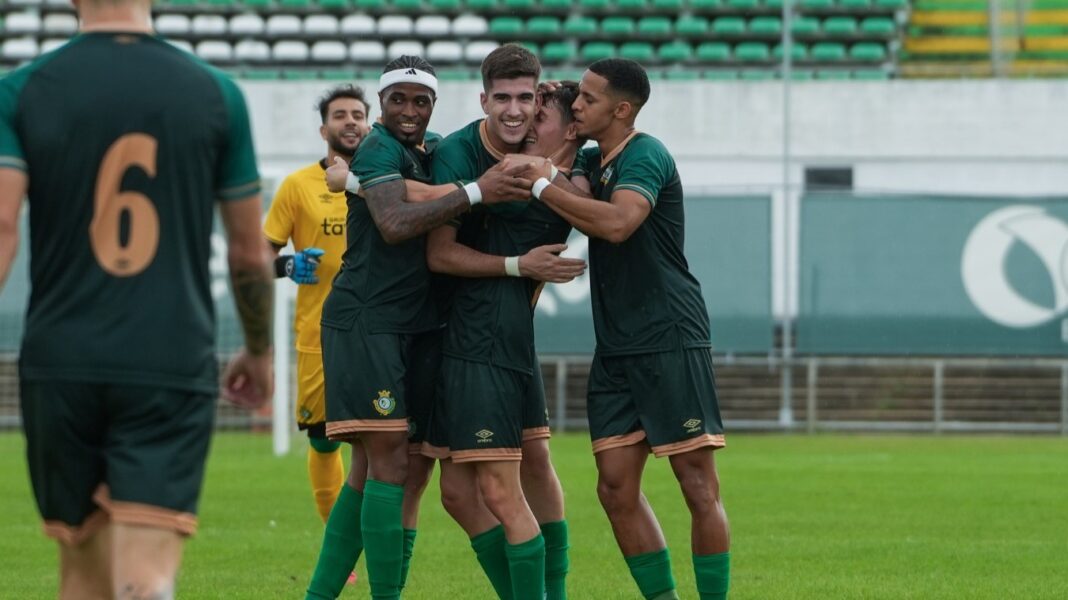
[480,76,538,151]
[320,97,370,157]
[379,82,435,145]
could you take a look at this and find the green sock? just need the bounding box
[694,552,730,600]
[471,525,513,600]
[625,549,678,600]
[361,479,404,600]
[541,520,569,599]
[305,484,363,600]
[506,534,545,600]
[399,528,417,591]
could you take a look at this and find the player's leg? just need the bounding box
[439,458,512,599]
[400,453,434,590]
[298,351,346,524]
[587,354,678,600]
[58,525,112,600]
[307,443,367,600]
[473,459,544,600]
[110,523,184,599]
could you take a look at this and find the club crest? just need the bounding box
[373,390,396,416]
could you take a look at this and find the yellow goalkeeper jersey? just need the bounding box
[263,161,347,354]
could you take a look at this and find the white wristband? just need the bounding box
[463,181,483,205]
[549,165,559,181]
[504,256,521,277]
[345,172,360,193]
[531,177,551,200]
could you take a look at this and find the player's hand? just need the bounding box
[476,163,533,204]
[325,156,350,193]
[284,247,324,284]
[519,244,587,283]
[222,347,274,409]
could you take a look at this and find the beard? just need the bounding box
[327,132,359,157]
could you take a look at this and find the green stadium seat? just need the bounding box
[739,69,775,80]
[664,70,701,80]
[800,0,833,9]
[638,17,674,37]
[541,0,572,10]
[602,17,637,36]
[839,0,870,8]
[279,0,311,7]
[658,40,694,62]
[582,42,617,61]
[429,0,462,11]
[518,41,540,54]
[850,42,887,61]
[652,0,685,11]
[167,0,198,5]
[852,68,890,79]
[503,0,536,11]
[675,16,709,37]
[823,17,858,37]
[874,0,906,9]
[773,42,807,61]
[353,0,385,9]
[749,17,782,36]
[206,0,238,6]
[580,0,612,10]
[527,16,562,36]
[616,0,648,11]
[696,42,731,61]
[703,70,738,80]
[564,16,598,36]
[792,17,820,36]
[811,42,846,61]
[317,0,350,8]
[735,42,771,61]
[726,0,757,8]
[713,17,746,35]
[489,16,523,35]
[465,0,498,10]
[620,42,656,61]
[860,17,895,36]
[393,0,424,10]
[764,0,782,9]
[541,41,577,63]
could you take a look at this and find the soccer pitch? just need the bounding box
[2,433,1066,599]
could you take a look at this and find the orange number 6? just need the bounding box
[90,133,159,277]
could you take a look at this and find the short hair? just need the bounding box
[316,84,370,123]
[587,58,650,109]
[540,80,580,124]
[383,55,437,76]
[480,43,541,90]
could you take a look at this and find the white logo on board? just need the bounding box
[961,205,1068,338]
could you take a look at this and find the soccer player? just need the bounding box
[426,45,579,600]
[518,58,732,600]
[306,56,529,600]
[0,1,274,598]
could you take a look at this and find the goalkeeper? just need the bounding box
[264,85,372,545]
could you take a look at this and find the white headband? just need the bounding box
[378,67,438,95]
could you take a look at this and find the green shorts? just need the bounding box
[407,329,443,455]
[587,348,725,458]
[20,381,215,545]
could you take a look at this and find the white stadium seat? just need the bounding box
[192,15,228,36]
[5,12,43,34]
[451,15,487,36]
[414,16,451,37]
[311,41,347,62]
[350,41,386,63]
[378,15,413,36]
[196,40,233,62]
[304,15,339,36]
[426,41,463,64]
[266,15,302,36]
[230,14,265,36]
[40,38,69,54]
[42,13,78,35]
[464,41,499,63]
[340,14,376,36]
[234,40,271,62]
[1,37,39,61]
[155,15,191,36]
[387,40,424,60]
[273,40,310,62]
[168,39,195,54]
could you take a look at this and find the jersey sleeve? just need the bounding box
[570,146,598,182]
[0,75,27,172]
[262,176,297,246]
[612,137,673,207]
[213,75,261,201]
[430,137,478,185]
[352,131,404,190]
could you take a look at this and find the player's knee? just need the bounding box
[678,473,721,515]
[112,578,175,600]
[520,448,554,484]
[439,469,473,517]
[596,475,638,516]
[476,469,515,514]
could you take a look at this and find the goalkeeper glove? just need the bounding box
[274,247,325,284]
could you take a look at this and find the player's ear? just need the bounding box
[319,124,329,142]
[613,100,633,121]
[479,91,489,115]
[564,122,578,141]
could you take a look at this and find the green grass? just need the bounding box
[2,433,1068,598]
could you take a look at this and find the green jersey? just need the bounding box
[574,133,711,356]
[323,123,442,334]
[432,119,572,374]
[0,33,260,393]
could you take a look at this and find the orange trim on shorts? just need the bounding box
[522,426,551,442]
[651,434,726,458]
[451,448,523,463]
[419,442,451,460]
[591,430,648,454]
[42,509,109,546]
[92,486,198,537]
[327,419,408,440]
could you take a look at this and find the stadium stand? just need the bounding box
[0,0,905,79]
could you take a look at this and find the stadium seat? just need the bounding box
[638,17,673,38]
[563,16,598,37]
[266,15,303,36]
[773,42,807,61]
[874,0,905,9]
[278,0,313,8]
[354,0,387,10]
[304,15,339,35]
[430,0,463,12]
[2,38,39,61]
[652,0,685,11]
[241,0,272,9]
[273,41,310,62]
[582,42,616,61]
[811,42,846,61]
[658,40,693,62]
[619,42,655,62]
[791,17,820,36]
[155,15,191,36]
[800,0,833,8]
[350,41,387,62]
[850,42,887,61]
[378,16,414,36]
[318,0,351,9]
[489,17,524,36]
[234,40,271,61]
[540,41,576,63]
[860,17,895,37]
[393,0,424,11]
[196,40,233,62]
[230,14,266,35]
[40,38,69,54]
[527,17,561,36]
[452,15,489,36]
[465,41,499,62]
[388,40,425,60]
[465,0,498,11]
[503,0,537,11]
[735,42,771,61]
[579,0,611,11]
[42,14,78,35]
[541,0,572,12]
[311,40,348,61]
[675,16,709,38]
[696,41,731,62]
[713,17,746,36]
[340,14,376,35]
[840,0,870,8]
[726,0,757,9]
[191,15,228,36]
[823,17,858,37]
[427,40,464,63]
[602,17,636,37]
[749,17,781,36]
[764,0,782,9]
[415,16,451,37]
[617,0,647,12]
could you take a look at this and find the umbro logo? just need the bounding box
[475,429,494,443]
[683,418,702,433]
[405,68,417,75]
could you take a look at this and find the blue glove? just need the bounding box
[282,247,325,284]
